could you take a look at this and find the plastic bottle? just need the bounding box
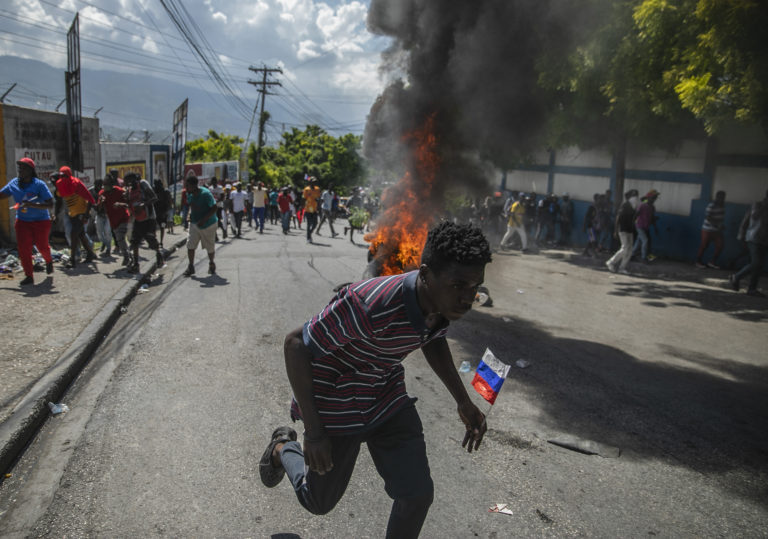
[458,360,472,373]
[47,402,69,415]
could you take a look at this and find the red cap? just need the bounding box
[17,157,35,169]
[59,166,72,176]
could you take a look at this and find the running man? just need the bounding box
[259,221,492,538]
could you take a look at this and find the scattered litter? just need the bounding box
[489,503,514,516]
[458,360,472,373]
[120,306,128,314]
[536,509,554,523]
[516,289,524,294]
[547,435,621,458]
[4,473,11,479]
[475,292,491,306]
[47,402,69,415]
[195,337,200,341]
[137,284,150,293]
[502,317,512,322]
[474,286,493,307]
[515,359,530,369]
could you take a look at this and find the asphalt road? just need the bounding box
[1,224,766,538]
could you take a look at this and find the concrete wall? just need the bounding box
[1,104,100,244]
[501,124,768,267]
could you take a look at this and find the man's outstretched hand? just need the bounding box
[458,401,487,453]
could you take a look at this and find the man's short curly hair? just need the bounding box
[421,221,492,272]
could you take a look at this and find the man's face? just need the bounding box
[17,164,33,181]
[420,263,486,321]
[186,181,199,194]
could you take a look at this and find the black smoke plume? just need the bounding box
[364,0,584,193]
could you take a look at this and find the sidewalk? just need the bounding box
[0,230,188,473]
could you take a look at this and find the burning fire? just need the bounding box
[364,115,440,275]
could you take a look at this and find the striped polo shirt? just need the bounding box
[291,270,449,434]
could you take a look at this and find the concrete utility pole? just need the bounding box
[247,65,282,181]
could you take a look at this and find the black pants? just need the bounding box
[281,405,433,539]
[305,212,318,241]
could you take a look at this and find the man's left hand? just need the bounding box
[458,401,487,453]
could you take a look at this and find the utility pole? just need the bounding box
[247,65,282,181]
[0,83,16,103]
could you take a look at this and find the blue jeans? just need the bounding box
[633,228,649,260]
[95,214,111,250]
[280,405,433,539]
[281,211,291,232]
[734,241,766,292]
[252,207,265,232]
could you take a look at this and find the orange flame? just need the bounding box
[364,115,440,275]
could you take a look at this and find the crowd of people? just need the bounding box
[2,158,382,286]
[1,158,174,284]
[492,186,767,295]
[3,155,765,295]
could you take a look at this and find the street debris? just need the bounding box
[515,359,530,369]
[488,503,514,516]
[138,284,150,293]
[547,435,621,458]
[47,402,69,415]
[517,289,525,294]
[120,306,128,314]
[502,317,512,322]
[536,509,554,523]
[458,360,472,373]
[475,286,493,307]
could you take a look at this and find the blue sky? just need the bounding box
[0,0,392,137]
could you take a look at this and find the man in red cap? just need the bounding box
[55,165,98,268]
[0,158,55,285]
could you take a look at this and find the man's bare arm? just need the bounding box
[422,337,487,452]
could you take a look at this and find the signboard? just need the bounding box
[15,149,58,179]
[106,161,146,180]
[152,150,168,185]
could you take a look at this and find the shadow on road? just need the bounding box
[450,308,768,505]
[607,280,768,322]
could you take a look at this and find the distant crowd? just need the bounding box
[1,157,379,285]
[488,187,767,297]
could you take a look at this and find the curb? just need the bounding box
[0,236,188,475]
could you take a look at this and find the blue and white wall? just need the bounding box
[501,124,768,266]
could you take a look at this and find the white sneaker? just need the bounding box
[618,268,629,275]
[605,261,617,273]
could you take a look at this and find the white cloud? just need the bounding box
[139,35,160,54]
[297,39,321,61]
[332,54,383,95]
[0,0,391,135]
[241,0,271,26]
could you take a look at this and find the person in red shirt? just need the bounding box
[98,175,132,267]
[277,187,292,234]
[55,166,97,268]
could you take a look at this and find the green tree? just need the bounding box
[186,130,244,162]
[634,0,768,135]
[253,125,365,193]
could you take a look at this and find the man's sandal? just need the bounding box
[259,426,297,487]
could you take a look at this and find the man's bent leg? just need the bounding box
[367,405,434,539]
[280,435,362,515]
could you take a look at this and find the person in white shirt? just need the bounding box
[229,183,249,237]
[316,184,338,237]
